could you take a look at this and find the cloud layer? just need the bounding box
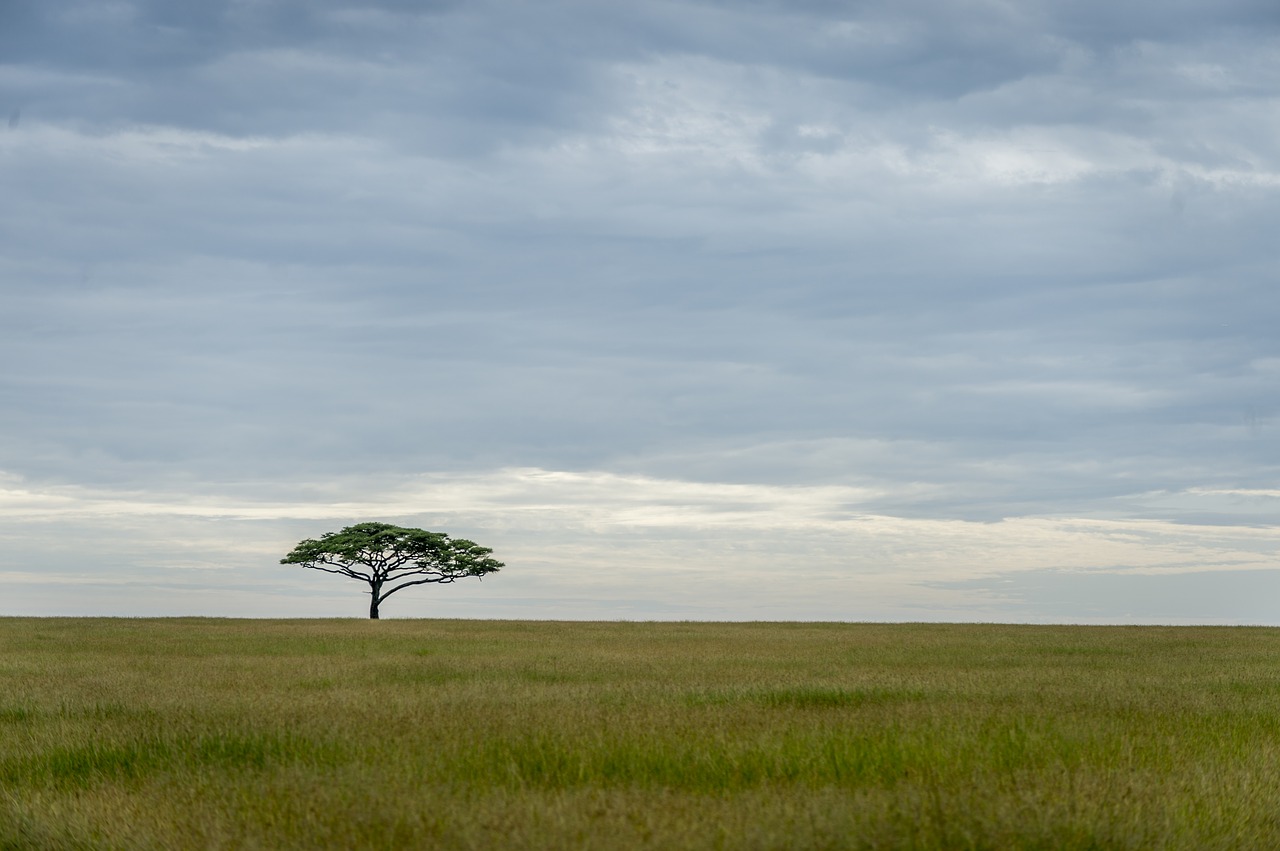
[2,0,1277,620]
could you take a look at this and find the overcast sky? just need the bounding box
[2,0,1278,622]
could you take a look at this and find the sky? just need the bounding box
[1,0,1278,622]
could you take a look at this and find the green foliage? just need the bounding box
[3,619,1280,849]
[281,522,502,618]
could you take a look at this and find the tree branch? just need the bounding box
[382,566,466,583]
[380,575,458,601]
[304,558,371,582]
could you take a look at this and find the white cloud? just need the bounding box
[3,468,1276,620]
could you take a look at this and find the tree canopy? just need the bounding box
[281,522,503,618]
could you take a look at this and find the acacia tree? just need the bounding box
[281,522,503,619]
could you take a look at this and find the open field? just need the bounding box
[3,619,1280,849]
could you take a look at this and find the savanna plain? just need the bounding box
[3,619,1280,849]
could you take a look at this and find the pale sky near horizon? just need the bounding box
[2,0,1278,622]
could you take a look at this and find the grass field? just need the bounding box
[3,618,1280,849]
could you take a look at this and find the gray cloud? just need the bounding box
[1,0,1278,618]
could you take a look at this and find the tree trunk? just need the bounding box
[369,587,381,619]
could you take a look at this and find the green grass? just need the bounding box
[2,619,1280,849]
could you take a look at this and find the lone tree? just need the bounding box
[281,522,503,619]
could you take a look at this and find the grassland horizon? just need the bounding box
[3,617,1279,849]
